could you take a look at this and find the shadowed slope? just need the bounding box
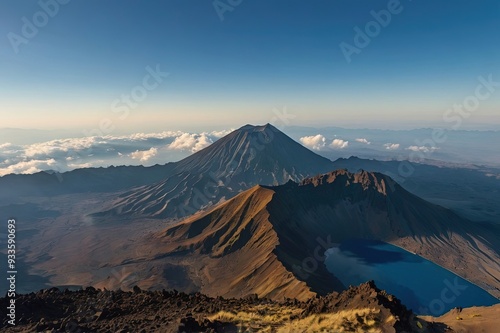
[155,185,322,301]
[150,169,500,300]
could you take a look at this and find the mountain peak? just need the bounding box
[299,169,392,195]
[238,123,276,133]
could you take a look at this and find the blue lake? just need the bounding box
[324,240,499,316]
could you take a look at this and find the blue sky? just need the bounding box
[0,0,499,132]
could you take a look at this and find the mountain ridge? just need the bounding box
[141,169,500,300]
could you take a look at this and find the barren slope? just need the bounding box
[153,185,321,301]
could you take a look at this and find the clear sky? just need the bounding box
[0,0,499,132]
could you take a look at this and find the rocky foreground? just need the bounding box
[0,281,459,333]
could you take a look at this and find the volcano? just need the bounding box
[97,124,335,219]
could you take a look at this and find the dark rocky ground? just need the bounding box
[1,281,448,332]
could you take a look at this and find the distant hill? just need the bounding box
[331,156,500,222]
[0,163,176,202]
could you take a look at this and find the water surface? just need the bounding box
[325,240,499,315]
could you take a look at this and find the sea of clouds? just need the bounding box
[1,127,499,177]
[0,129,232,176]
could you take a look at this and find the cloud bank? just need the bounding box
[168,133,212,153]
[130,147,158,162]
[330,139,349,149]
[299,135,326,150]
[384,143,400,150]
[0,130,229,176]
[406,145,439,153]
[355,138,371,145]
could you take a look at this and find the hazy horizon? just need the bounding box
[1,124,499,177]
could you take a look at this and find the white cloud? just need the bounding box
[406,145,439,153]
[355,138,371,145]
[24,137,97,158]
[300,135,326,150]
[68,162,94,169]
[110,131,183,141]
[129,147,158,162]
[384,143,400,150]
[168,133,212,153]
[330,139,349,149]
[0,129,233,176]
[210,129,234,138]
[0,159,58,176]
[194,134,212,152]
